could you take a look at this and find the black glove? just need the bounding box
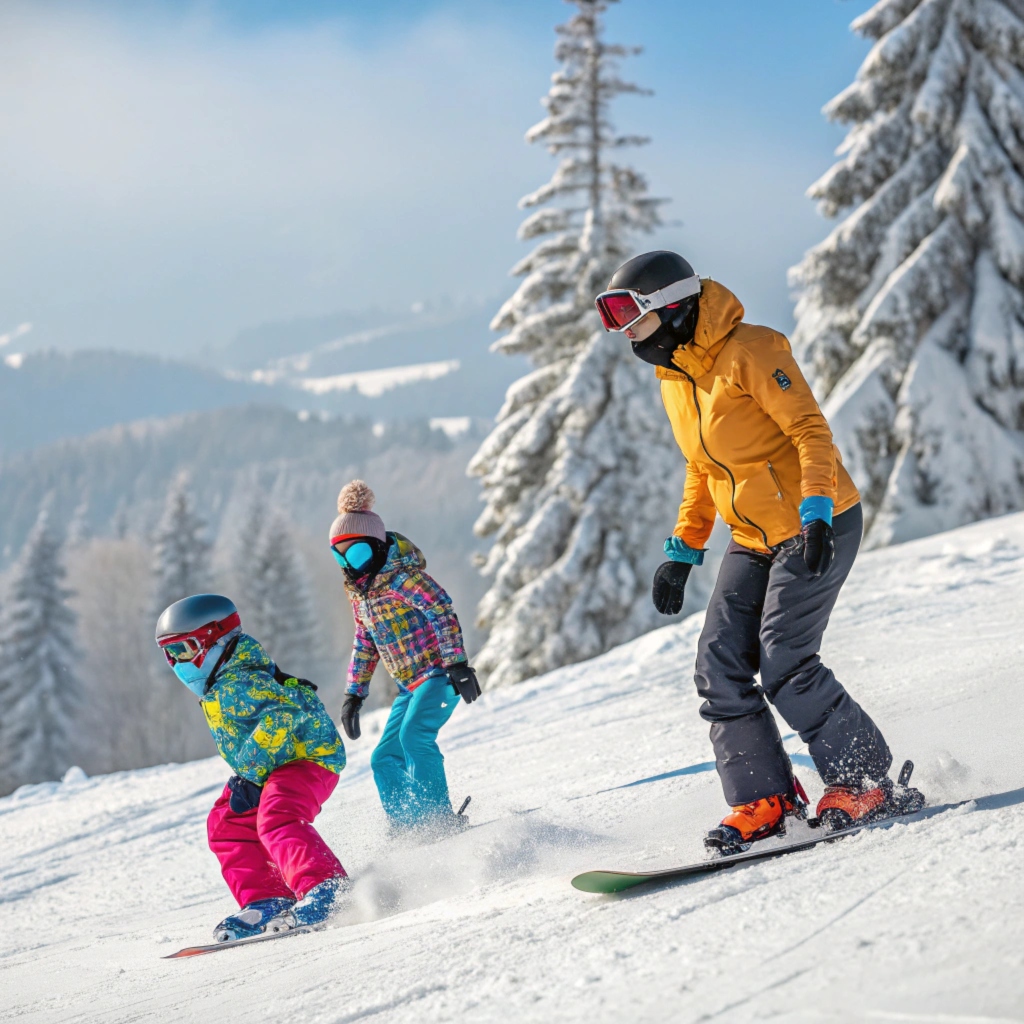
[273,665,317,690]
[340,694,364,740]
[652,560,692,615]
[446,663,481,704]
[227,775,262,814]
[802,519,835,577]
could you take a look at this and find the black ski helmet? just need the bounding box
[605,250,701,368]
[607,250,695,294]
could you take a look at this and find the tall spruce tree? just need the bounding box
[790,0,1024,546]
[0,508,82,793]
[151,473,211,613]
[468,0,679,688]
[149,473,215,762]
[230,495,318,676]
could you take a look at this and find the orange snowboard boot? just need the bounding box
[704,780,808,855]
[816,762,925,832]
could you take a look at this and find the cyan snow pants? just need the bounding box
[207,759,345,907]
[695,503,892,805]
[371,672,459,826]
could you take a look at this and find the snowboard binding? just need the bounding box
[815,759,925,833]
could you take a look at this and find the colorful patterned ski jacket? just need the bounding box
[200,633,346,785]
[343,532,466,699]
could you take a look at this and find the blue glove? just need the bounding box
[799,497,834,577]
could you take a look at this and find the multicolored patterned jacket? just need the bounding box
[343,532,466,699]
[200,634,346,784]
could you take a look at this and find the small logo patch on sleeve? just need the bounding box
[772,369,792,391]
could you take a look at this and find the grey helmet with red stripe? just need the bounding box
[155,593,242,671]
[598,250,701,368]
[156,593,239,642]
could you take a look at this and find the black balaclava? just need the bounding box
[344,535,392,590]
[630,295,700,368]
[604,250,701,369]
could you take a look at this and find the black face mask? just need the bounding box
[343,536,392,589]
[630,296,699,368]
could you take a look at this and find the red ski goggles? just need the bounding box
[157,612,241,667]
[595,275,701,333]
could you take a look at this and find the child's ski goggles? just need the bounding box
[595,275,701,333]
[160,637,201,663]
[332,540,375,572]
[157,612,241,667]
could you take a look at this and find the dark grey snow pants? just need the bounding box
[695,504,892,805]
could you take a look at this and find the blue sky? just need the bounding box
[0,0,874,358]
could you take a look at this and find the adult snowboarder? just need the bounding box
[329,480,480,834]
[596,251,923,853]
[156,594,349,940]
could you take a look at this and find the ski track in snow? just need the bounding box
[3,514,1024,1023]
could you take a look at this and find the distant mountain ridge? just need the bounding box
[0,349,262,455]
[0,404,485,559]
[1,304,527,454]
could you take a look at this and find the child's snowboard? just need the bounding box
[164,924,322,959]
[166,798,474,959]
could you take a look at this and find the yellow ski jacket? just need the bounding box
[655,280,860,553]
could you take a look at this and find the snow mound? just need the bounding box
[4,514,1024,1022]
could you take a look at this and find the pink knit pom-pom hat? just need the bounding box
[330,479,386,545]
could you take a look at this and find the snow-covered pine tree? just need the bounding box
[151,473,211,614]
[468,0,680,688]
[0,507,82,794]
[790,0,1024,547]
[230,495,318,676]
[67,499,90,546]
[149,473,214,762]
[226,489,267,628]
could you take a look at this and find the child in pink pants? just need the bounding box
[207,760,342,909]
[156,593,348,941]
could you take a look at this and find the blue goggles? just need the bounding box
[332,540,375,572]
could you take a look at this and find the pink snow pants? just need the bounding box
[207,760,345,907]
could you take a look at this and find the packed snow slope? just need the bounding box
[3,514,1024,1024]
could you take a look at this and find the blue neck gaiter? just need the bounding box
[171,632,237,696]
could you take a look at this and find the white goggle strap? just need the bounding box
[632,275,702,314]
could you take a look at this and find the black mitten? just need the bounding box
[446,663,481,704]
[652,561,692,615]
[227,775,262,814]
[340,694,364,740]
[801,520,835,577]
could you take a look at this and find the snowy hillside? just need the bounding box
[229,304,528,421]
[4,513,1024,1022]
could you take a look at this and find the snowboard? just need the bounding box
[163,924,321,959]
[166,797,474,959]
[571,796,970,895]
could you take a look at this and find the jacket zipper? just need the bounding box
[685,374,770,549]
[767,461,783,500]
